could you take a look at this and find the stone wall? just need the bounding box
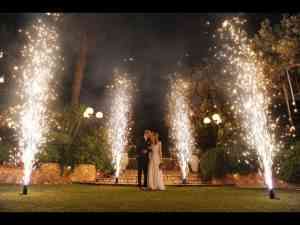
[1,163,292,188]
[0,166,23,184]
[127,157,179,170]
[69,164,96,183]
[212,173,290,188]
[0,163,96,184]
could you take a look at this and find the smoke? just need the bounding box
[2,13,278,149]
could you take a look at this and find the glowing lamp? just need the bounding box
[212,113,222,124]
[290,126,296,132]
[203,117,211,124]
[0,76,4,83]
[222,20,229,28]
[86,107,94,115]
[96,111,103,119]
[84,107,94,118]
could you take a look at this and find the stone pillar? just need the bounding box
[119,152,129,175]
[189,154,200,172]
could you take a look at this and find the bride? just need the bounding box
[147,131,165,191]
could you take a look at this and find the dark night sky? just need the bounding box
[0,13,282,150]
[73,13,281,146]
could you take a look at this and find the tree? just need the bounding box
[43,105,86,173]
[61,14,100,106]
[38,104,113,174]
[252,15,300,125]
[71,32,88,105]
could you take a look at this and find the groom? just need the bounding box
[136,129,152,189]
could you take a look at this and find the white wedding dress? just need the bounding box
[148,141,165,190]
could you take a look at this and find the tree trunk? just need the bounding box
[71,32,88,106]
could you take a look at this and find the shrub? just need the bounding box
[199,147,226,181]
[127,146,136,158]
[275,141,300,184]
[0,126,19,165]
[224,144,259,175]
[36,105,114,175]
[36,144,60,164]
[0,143,10,164]
[74,128,114,174]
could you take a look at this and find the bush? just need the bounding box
[275,141,300,184]
[0,143,10,164]
[199,147,226,181]
[225,144,259,175]
[0,126,19,165]
[195,121,219,151]
[36,144,60,163]
[127,146,136,158]
[74,128,114,174]
[36,105,114,175]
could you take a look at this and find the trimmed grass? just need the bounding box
[0,184,299,212]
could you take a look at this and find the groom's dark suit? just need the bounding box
[136,138,151,187]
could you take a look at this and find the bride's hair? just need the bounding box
[151,132,159,145]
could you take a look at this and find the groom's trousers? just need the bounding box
[137,158,148,187]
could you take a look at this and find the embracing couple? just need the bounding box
[136,129,165,191]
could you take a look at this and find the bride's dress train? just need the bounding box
[148,141,165,190]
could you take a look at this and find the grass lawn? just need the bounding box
[0,184,299,212]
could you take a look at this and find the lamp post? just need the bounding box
[203,113,222,148]
[83,107,104,121]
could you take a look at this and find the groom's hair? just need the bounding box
[144,129,151,133]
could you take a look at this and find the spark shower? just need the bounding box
[15,16,61,192]
[217,18,278,195]
[168,77,195,182]
[107,72,134,180]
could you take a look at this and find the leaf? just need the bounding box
[51,131,73,145]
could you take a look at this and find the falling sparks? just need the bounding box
[286,69,298,114]
[15,17,61,186]
[217,18,278,190]
[107,72,134,178]
[168,78,194,179]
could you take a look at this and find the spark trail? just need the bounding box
[16,16,61,186]
[107,72,134,178]
[217,18,278,190]
[168,78,194,180]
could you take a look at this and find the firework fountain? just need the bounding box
[168,77,195,183]
[217,18,278,198]
[15,15,61,194]
[107,71,134,183]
